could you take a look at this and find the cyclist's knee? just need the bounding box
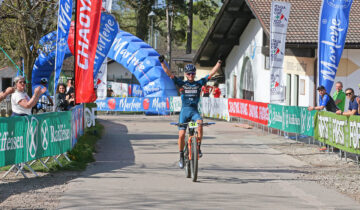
[178,130,186,139]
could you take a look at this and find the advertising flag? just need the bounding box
[54,0,73,93]
[318,0,353,93]
[75,0,102,103]
[269,1,291,104]
[93,12,119,85]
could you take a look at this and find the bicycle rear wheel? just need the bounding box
[190,135,198,182]
[184,142,191,178]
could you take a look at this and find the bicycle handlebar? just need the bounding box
[170,122,215,127]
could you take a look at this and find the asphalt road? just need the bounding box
[59,115,360,209]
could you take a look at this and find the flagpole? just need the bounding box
[53,0,61,112]
[74,0,77,105]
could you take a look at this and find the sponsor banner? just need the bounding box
[71,104,84,147]
[228,98,269,125]
[315,111,360,154]
[75,0,102,103]
[268,104,316,136]
[93,12,119,83]
[270,1,291,103]
[170,96,182,112]
[54,0,73,92]
[0,112,72,167]
[201,97,229,121]
[96,97,171,112]
[129,84,144,97]
[85,103,97,128]
[318,0,353,93]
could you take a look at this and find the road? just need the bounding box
[59,115,360,209]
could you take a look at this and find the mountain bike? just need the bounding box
[171,121,215,182]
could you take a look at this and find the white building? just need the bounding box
[194,0,360,107]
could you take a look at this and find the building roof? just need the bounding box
[195,0,360,67]
[194,0,255,67]
[247,0,360,45]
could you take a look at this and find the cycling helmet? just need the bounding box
[184,64,196,74]
[40,77,48,84]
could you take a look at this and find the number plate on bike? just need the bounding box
[188,122,198,128]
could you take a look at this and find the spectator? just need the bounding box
[66,92,75,110]
[308,85,339,113]
[212,83,221,98]
[11,76,45,116]
[333,81,346,112]
[107,85,114,97]
[55,83,68,111]
[66,78,74,95]
[38,77,54,106]
[201,84,212,97]
[0,87,15,102]
[336,88,359,116]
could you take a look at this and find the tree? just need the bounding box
[0,0,57,94]
[115,0,156,41]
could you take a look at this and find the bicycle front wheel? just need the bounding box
[184,142,191,178]
[190,135,198,182]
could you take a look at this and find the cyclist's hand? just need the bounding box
[158,55,165,63]
[218,54,224,63]
[40,87,47,94]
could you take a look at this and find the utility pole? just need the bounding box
[166,2,172,69]
[186,0,193,54]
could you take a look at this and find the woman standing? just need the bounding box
[55,83,69,111]
[11,76,46,116]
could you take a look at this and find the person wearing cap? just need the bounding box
[11,76,46,116]
[337,88,359,116]
[308,85,339,113]
[159,54,223,169]
[333,81,346,112]
[37,78,54,106]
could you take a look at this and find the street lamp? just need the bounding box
[148,11,155,48]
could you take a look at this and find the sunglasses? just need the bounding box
[186,73,195,76]
[346,92,353,96]
[18,81,26,84]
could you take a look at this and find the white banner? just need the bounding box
[201,97,229,121]
[170,96,182,112]
[108,82,128,97]
[96,61,107,100]
[270,1,291,103]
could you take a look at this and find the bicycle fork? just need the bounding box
[187,135,200,160]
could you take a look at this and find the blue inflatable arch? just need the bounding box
[32,30,177,97]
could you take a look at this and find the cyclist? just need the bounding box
[159,55,223,168]
[32,78,54,113]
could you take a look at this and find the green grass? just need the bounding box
[0,121,104,172]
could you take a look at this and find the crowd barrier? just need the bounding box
[228,98,268,125]
[268,104,316,136]
[201,97,229,121]
[0,104,85,177]
[315,111,360,154]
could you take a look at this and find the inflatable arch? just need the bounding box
[32,21,177,97]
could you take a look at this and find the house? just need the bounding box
[0,66,16,91]
[194,0,360,106]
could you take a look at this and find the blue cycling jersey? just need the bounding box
[172,75,209,108]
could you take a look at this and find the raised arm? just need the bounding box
[209,55,224,78]
[159,55,174,78]
[0,87,15,102]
